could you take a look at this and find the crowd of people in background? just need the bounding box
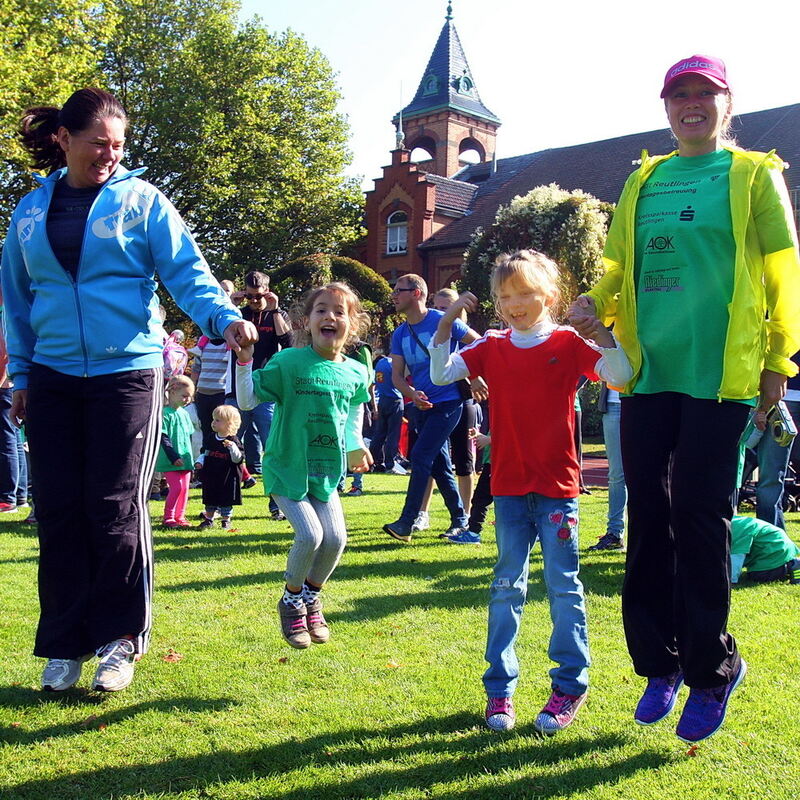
[2,52,799,747]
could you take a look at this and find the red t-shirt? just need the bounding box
[460,327,601,498]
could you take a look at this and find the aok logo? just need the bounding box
[645,235,674,253]
[679,206,695,222]
[310,433,338,448]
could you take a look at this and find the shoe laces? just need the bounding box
[289,617,307,632]
[97,639,134,666]
[487,697,513,717]
[543,690,578,716]
[307,609,326,626]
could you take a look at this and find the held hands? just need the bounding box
[412,389,433,410]
[174,458,184,467]
[223,320,258,354]
[347,446,374,473]
[567,295,614,347]
[567,295,599,339]
[237,342,255,363]
[468,427,491,449]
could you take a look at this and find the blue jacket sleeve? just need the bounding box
[146,190,242,339]
[1,218,37,390]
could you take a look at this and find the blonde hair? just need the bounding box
[212,404,241,437]
[166,374,194,401]
[293,282,370,349]
[434,287,466,320]
[490,250,561,322]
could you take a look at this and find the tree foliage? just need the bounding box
[1,0,364,279]
[0,0,113,217]
[461,184,613,328]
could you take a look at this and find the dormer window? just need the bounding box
[454,74,474,95]
[422,74,439,96]
[386,211,408,255]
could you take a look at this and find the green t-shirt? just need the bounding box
[156,405,195,472]
[252,346,370,501]
[731,515,800,573]
[634,149,736,399]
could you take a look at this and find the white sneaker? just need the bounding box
[41,654,93,691]
[92,639,136,692]
[389,463,408,475]
[412,511,430,532]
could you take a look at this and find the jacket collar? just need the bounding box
[33,163,147,186]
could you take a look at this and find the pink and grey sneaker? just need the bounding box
[533,689,587,736]
[485,696,516,731]
[277,599,311,649]
[305,597,330,644]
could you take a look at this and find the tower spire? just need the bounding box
[446,2,453,21]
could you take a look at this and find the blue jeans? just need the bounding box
[370,395,403,469]
[399,400,467,528]
[484,493,590,698]
[755,399,799,529]
[0,388,20,504]
[602,403,627,536]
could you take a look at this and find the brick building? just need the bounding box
[363,6,800,292]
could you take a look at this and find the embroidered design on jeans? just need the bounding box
[556,515,577,541]
[548,511,564,526]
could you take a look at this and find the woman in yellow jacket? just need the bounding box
[570,55,800,743]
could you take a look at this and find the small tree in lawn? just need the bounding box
[461,184,613,329]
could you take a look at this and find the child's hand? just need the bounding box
[444,291,477,321]
[412,390,433,410]
[221,439,232,448]
[237,343,255,363]
[174,458,184,467]
[474,432,490,449]
[567,295,600,339]
[470,375,488,402]
[347,446,373,473]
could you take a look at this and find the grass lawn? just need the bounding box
[1,474,798,800]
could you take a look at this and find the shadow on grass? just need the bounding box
[5,711,669,800]
[0,690,237,746]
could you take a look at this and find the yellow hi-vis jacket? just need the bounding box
[588,147,800,400]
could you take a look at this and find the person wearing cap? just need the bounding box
[569,55,800,742]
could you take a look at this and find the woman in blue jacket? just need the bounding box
[1,88,257,693]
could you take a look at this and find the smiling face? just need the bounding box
[306,289,352,359]
[664,76,731,156]
[57,116,126,189]
[496,275,555,332]
[167,383,193,409]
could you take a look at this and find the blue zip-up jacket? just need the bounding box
[0,165,242,390]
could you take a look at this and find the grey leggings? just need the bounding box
[275,492,347,589]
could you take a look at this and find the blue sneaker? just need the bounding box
[634,670,684,725]
[675,660,747,742]
[445,529,482,545]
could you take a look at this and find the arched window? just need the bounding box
[386,211,408,255]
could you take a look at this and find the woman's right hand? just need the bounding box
[567,295,599,338]
[10,389,26,427]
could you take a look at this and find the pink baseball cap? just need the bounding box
[660,55,728,98]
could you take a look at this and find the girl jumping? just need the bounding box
[236,282,372,648]
[430,250,632,735]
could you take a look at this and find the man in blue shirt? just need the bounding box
[383,274,479,543]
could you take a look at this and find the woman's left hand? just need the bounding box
[757,368,787,413]
[223,320,259,353]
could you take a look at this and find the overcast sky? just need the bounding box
[240,0,800,188]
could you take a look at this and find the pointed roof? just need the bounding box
[393,7,500,127]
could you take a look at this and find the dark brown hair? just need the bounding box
[19,88,127,174]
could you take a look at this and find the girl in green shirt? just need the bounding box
[236,283,372,649]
